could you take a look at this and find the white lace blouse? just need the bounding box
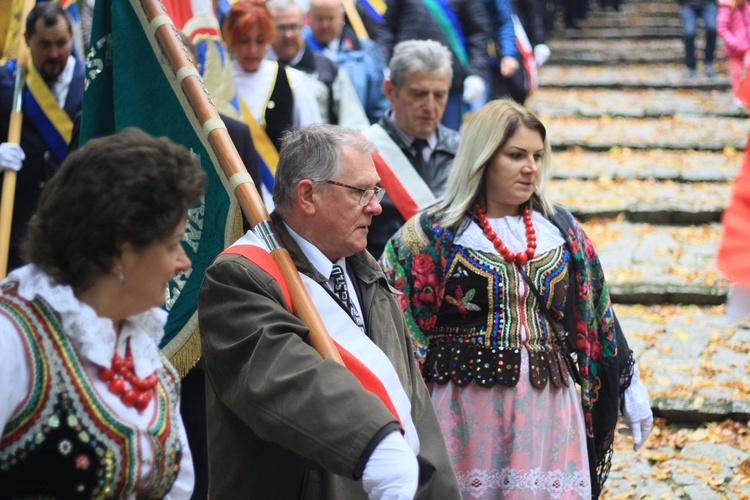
[454,210,566,256]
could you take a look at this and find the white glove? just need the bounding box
[362,430,418,499]
[618,365,653,451]
[533,44,551,67]
[462,75,486,104]
[0,142,25,172]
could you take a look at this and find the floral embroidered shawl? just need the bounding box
[380,206,633,497]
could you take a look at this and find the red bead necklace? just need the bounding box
[98,346,158,413]
[475,204,537,265]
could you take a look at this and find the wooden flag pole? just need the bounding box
[139,0,344,365]
[0,0,34,279]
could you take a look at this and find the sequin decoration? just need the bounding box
[58,439,73,456]
[75,454,90,470]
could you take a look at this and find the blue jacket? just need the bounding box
[484,0,519,61]
[305,25,390,124]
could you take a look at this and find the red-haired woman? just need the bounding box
[223,0,321,151]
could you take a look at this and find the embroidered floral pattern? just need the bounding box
[444,285,480,316]
[380,207,625,494]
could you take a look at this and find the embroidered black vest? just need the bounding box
[421,244,575,390]
[0,282,183,499]
[265,63,294,151]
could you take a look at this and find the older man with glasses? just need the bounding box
[198,124,460,499]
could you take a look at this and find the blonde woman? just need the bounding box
[380,100,653,499]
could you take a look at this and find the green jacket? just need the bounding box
[199,212,460,499]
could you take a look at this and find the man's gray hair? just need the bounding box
[389,40,453,90]
[273,124,377,214]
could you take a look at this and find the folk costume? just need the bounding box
[380,206,634,499]
[231,59,321,207]
[0,265,194,498]
[198,212,460,499]
[0,56,85,272]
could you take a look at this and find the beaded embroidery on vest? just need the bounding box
[0,282,183,498]
[421,244,573,389]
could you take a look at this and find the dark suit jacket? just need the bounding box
[0,58,85,272]
[377,0,490,93]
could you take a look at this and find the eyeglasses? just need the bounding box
[276,23,302,34]
[324,180,386,206]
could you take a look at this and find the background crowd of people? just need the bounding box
[0,0,675,498]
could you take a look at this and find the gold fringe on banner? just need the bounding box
[168,327,203,379]
[168,206,245,379]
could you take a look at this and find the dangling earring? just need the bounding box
[117,262,125,286]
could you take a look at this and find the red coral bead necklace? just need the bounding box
[98,345,158,413]
[475,203,537,265]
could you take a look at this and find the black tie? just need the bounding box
[330,264,365,331]
[412,139,429,175]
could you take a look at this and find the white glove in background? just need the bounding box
[618,365,653,451]
[533,44,551,67]
[362,430,418,500]
[0,143,25,172]
[462,75,486,103]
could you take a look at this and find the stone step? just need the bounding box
[550,49,682,66]
[551,178,731,224]
[539,64,732,90]
[545,116,747,152]
[615,304,749,421]
[554,26,683,40]
[579,220,727,304]
[550,148,740,183]
[579,15,682,29]
[527,88,744,119]
[548,38,725,66]
[547,38,720,66]
[588,1,679,16]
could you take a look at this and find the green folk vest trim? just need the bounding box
[0,282,183,498]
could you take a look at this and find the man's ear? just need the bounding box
[296,179,317,215]
[384,78,396,105]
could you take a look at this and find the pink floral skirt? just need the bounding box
[428,350,591,499]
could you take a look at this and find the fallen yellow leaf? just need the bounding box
[694,396,705,410]
[674,329,689,342]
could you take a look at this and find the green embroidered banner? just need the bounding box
[79,0,239,375]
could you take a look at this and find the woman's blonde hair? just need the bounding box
[436,99,555,228]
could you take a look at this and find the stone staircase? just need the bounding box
[526,1,750,495]
[526,0,750,500]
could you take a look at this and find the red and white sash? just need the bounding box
[513,14,538,94]
[363,124,436,221]
[222,231,420,453]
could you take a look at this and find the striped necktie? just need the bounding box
[330,264,365,331]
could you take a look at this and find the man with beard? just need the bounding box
[0,2,85,272]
